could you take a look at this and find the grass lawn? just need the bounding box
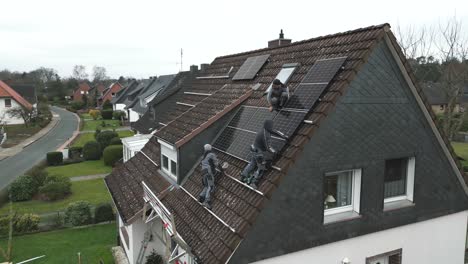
[46,159,112,178]
[82,120,122,131]
[0,223,116,264]
[72,130,134,148]
[2,124,43,148]
[79,113,92,119]
[0,179,112,215]
[452,142,468,167]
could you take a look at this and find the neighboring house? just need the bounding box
[122,80,152,123]
[125,74,177,124]
[0,81,33,125]
[10,84,38,108]
[89,83,107,105]
[421,82,467,114]
[98,82,123,107]
[105,24,468,264]
[111,80,139,112]
[72,82,92,102]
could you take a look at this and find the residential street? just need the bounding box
[0,106,78,190]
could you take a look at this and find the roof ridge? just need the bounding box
[216,23,389,60]
[0,80,33,110]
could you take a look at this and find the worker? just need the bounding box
[198,144,220,210]
[267,79,290,112]
[241,120,288,189]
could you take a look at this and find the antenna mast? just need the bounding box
[180,48,183,72]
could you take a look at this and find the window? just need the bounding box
[171,160,177,175]
[162,155,169,170]
[112,92,116,97]
[265,64,297,94]
[384,157,415,203]
[439,104,444,110]
[4,99,11,107]
[323,169,361,217]
[366,249,402,264]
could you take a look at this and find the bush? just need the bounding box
[89,109,100,120]
[101,109,113,120]
[96,131,119,150]
[70,101,85,111]
[68,146,83,159]
[94,128,101,139]
[113,110,126,120]
[39,175,71,201]
[103,145,123,166]
[110,137,122,145]
[47,151,63,166]
[65,201,93,226]
[463,165,468,172]
[50,212,64,228]
[94,203,115,223]
[27,165,48,192]
[102,100,113,110]
[14,213,40,233]
[9,175,35,202]
[145,250,163,264]
[83,141,101,160]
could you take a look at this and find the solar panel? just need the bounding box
[213,127,255,160]
[270,137,286,153]
[285,83,328,110]
[273,110,307,138]
[232,54,270,80]
[228,106,258,128]
[244,108,278,133]
[302,57,347,84]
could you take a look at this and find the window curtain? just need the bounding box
[336,172,352,206]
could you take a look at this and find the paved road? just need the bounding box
[0,106,78,189]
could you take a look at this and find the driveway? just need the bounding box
[0,106,78,189]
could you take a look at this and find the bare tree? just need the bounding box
[72,65,88,81]
[6,106,35,127]
[92,66,108,83]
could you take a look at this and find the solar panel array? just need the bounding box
[214,56,347,162]
[232,54,270,80]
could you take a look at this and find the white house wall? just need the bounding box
[128,109,140,123]
[0,98,25,125]
[130,217,168,264]
[253,211,468,264]
[114,103,126,112]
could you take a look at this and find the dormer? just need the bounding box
[158,139,178,183]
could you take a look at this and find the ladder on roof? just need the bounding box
[135,221,155,264]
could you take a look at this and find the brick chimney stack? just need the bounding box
[268,29,292,48]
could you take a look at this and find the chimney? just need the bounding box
[190,65,199,73]
[268,29,292,48]
[200,63,209,72]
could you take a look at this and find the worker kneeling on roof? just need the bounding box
[199,144,221,210]
[267,79,290,112]
[241,120,288,189]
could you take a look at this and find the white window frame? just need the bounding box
[158,139,178,181]
[324,169,361,216]
[384,157,415,204]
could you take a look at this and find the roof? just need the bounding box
[124,79,153,108]
[129,74,177,115]
[0,81,33,110]
[110,80,139,104]
[9,84,37,105]
[106,24,467,263]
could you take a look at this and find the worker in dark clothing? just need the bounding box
[241,120,288,189]
[267,79,290,112]
[198,144,220,209]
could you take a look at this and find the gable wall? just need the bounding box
[229,40,468,263]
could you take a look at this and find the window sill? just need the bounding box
[383,199,414,212]
[324,211,361,225]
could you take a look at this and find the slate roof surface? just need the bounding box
[106,24,466,264]
[10,84,37,104]
[0,81,33,109]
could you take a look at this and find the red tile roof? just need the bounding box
[0,80,33,110]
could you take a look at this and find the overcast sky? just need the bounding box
[0,0,467,79]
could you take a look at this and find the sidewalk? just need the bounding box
[70,173,107,182]
[0,112,61,160]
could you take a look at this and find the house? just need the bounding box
[98,82,123,107]
[89,83,107,106]
[0,80,33,125]
[421,82,468,114]
[111,80,139,112]
[72,82,92,102]
[105,24,468,264]
[10,84,37,108]
[125,74,177,124]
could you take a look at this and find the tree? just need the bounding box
[72,65,88,81]
[92,66,108,83]
[6,107,35,127]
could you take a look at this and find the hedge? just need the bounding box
[96,131,118,150]
[39,175,72,201]
[109,137,122,145]
[113,110,126,120]
[94,203,115,223]
[9,175,35,202]
[47,151,63,166]
[68,146,83,159]
[103,145,123,166]
[83,141,101,160]
[101,110,113,120]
